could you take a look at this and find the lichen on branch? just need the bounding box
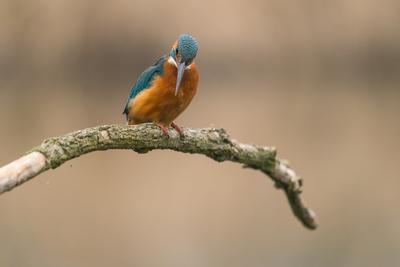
[0,124,318,230]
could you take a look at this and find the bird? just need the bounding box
[123,34,199,137]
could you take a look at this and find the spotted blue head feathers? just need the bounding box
[177,34,198,64]
[169,34,199,95]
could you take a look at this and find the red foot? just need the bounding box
[155,123,169,137]
[171,122,184,137]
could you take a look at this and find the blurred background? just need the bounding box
[1,0,400,266]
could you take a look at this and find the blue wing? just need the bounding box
[123,56,166,117]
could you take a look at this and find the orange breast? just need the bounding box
[128,60,199,126]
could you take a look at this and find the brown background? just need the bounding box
[1,0,400,266]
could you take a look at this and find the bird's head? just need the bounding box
[169,34,198,95]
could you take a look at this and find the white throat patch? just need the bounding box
[168,56,177,67]
[168,56,192,70]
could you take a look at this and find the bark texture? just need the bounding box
[0,124,318,229]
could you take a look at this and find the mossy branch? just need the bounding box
[0,124,318,229]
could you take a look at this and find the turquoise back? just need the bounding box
[123,56,166,116]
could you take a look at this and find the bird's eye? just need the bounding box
[175,48,179,54]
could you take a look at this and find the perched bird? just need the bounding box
[123,34,199,136]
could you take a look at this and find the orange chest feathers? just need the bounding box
[130,61,199,125]
[160,60,199,106]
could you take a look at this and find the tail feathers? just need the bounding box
[123,99,132,120]
[122,108,128,121]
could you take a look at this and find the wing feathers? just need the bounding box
[123,56,166,115]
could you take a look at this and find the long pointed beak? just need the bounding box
[175,62,186,96]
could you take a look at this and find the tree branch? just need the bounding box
[0,124,318,229]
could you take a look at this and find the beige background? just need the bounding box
[1,0,399,266]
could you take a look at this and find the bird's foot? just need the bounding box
[155,123,170,137]
[171,122,184,137]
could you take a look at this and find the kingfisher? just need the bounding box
[123,34,199,136]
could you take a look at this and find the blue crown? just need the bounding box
[177,34,198,64]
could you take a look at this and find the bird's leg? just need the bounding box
[155,122,170,137]
[171,122,184,137]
